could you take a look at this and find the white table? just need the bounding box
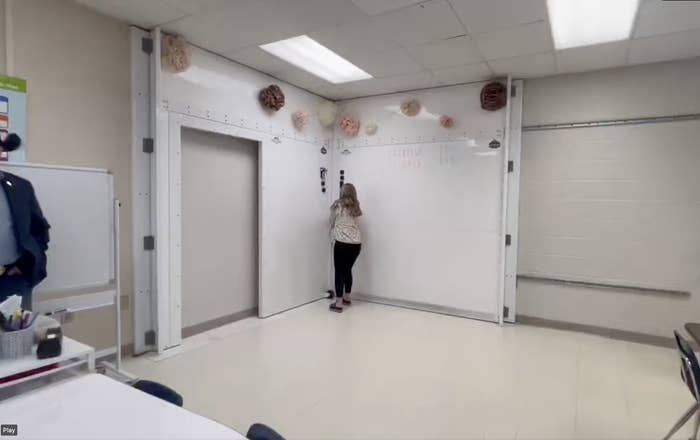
[0,337,95,389]
[0,374,247,439]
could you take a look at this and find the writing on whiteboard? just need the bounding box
[439,144,457,166]
[392,146,423,169]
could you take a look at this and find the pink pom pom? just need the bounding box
[292,110,310,131]
[439,115,455,128]
[338,114,360,137]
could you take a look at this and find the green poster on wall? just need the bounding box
[0,74,28,162]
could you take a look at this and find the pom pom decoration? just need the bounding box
[480,81,507,111]
[161,34,191,73]
[365,122,378,136]
[439,115,455,129]
[292,111,310,131]
[400,99,421,117]
[338,114,360,137]
[0,132,22,151]
[317,100,338,128]
[259,84,285,111]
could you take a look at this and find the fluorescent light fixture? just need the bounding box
[547,0,639,50]
[260,35,372,84]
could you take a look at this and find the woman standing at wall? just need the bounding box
[329,183,362,313]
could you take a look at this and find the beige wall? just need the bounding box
[519,58,700,338]
[0,0,132,350]
[181,128,258,329]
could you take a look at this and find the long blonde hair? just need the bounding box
[334,183,362,217]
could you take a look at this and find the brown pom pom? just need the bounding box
[400,99,421,117]
[480,81,507,111]
[161,34,190,73]
[259,84,285,111]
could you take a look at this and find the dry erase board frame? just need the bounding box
[0,162,115,296]
[332,80,523,324]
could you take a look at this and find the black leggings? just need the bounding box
[334,241,361,298]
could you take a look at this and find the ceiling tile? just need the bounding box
[75,0,191,27]
[488,52,556,78]
[165,0,217,15]
[431,63,493,85]
[449,0,548,35]
[274,67,329,90]
[347,48,425,78]
[164,0,367,53]
[476,21,553,60]
[628,29,700,65]
[309,86,347,100]
[634,0,700,38]
[224,46,291,75]
[407,36,483,69]
[370,70,439,92]
[317,71,438,99]
[309,20,400,57]
[556,41,629,74]
[351,0,424,15]
[371,0,466,46]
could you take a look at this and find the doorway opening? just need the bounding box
[180,127,259,338]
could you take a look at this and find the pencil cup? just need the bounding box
[0,324,35,359]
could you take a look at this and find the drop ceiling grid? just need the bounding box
[74,0,700,99]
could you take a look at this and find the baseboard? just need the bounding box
[181,307,258,339]
[355,293,498,323]
[516,315,697,349]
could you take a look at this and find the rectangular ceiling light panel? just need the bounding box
[260,35,372,84]
[547,0,639,49]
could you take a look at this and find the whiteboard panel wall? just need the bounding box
[259,136,331,317]
[519,120,700,292]
[336,83,506,148]
[334,82,515,321]
[154,40,332,350]
[0,162,114,295]
[336,141,503,319]
[149,34,521,350]
[161,46,332,145]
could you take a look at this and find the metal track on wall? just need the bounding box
[517,274,690,296]
[523,113,700,132]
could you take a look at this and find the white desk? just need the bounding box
[0,374,246,439]
[0,337,95,389]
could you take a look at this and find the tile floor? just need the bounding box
[124,300,696,439]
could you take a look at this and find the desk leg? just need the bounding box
[663,403,698,440]
[87,352,96,372]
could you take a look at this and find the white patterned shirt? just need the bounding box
[331,204,361,244]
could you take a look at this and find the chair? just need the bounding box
[132,379,184,407]
[246,423,286,440]
[663,331,700,440]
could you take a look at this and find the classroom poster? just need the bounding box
[0,75,27,162]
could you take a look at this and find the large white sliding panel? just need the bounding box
[260,137,331,317]
[336,140,504,320]
[334,82,511,321]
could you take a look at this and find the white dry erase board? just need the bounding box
[336,140,504,320]
[0,162,114,295]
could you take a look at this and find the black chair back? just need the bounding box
[132,379,184,407]
[247,423,286,440]
[673,330,700,401]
